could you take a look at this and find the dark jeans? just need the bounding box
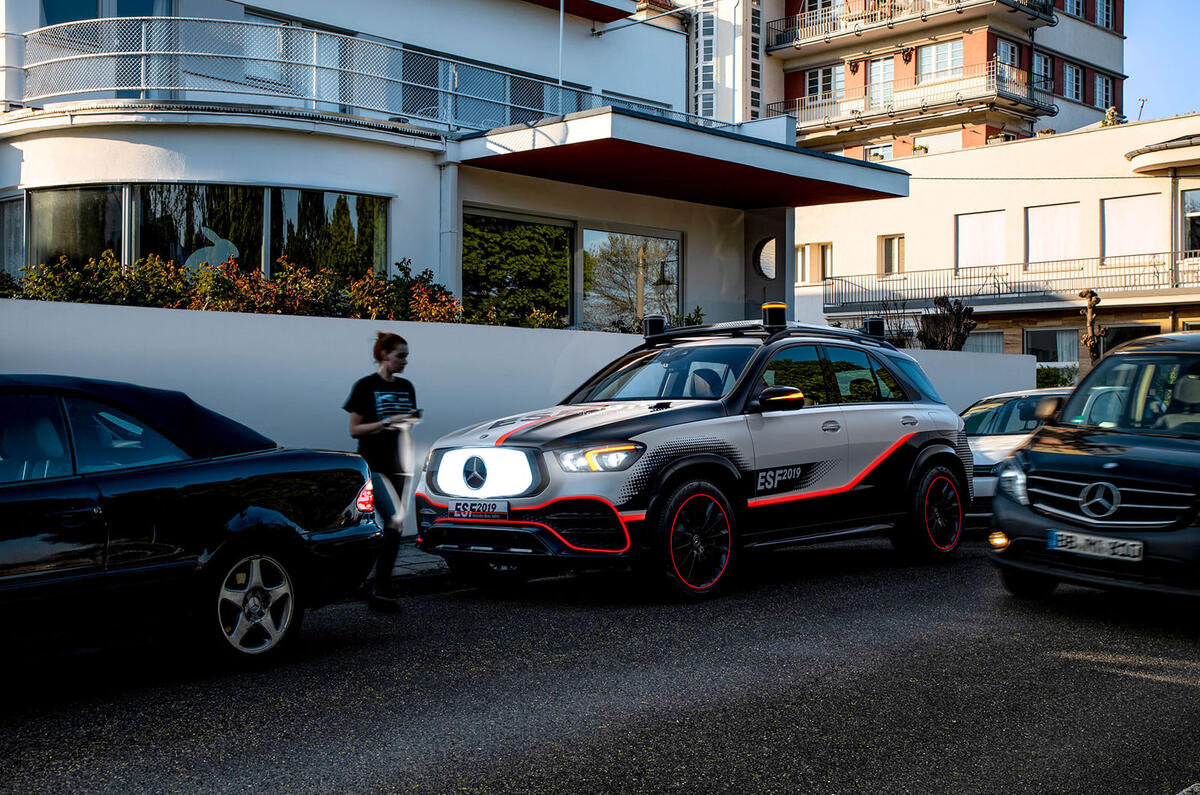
[371,471,408,596]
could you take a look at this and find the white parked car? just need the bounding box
[960,387,1072,525]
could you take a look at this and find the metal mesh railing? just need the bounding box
[822,251,1200,313]
[23,17,723,132]
[765,59,1055,129]
[767,0,1054,48]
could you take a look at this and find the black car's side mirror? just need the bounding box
[1035,395,1064,422]
[749,386,806,413]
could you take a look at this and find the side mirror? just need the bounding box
[749,386,806,412]
[1034,395,1064,422]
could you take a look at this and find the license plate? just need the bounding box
[448,499,508,519]
[1047,529,1143,562]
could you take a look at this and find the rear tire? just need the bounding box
[891,464,965,558]
[206,551,303,664]
[648,478,737,599]
[1000,567,1058,599]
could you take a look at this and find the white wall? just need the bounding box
[909,349,1035,412]
[0,299,642,457]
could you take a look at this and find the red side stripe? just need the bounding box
[747,432,916,509]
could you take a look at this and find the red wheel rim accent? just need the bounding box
[923,475,962,551]
[669,493,731,591]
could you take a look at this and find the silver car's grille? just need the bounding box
[1028,471,1196,529]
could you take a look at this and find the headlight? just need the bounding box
[996,459,1029,505]
[557,443,644,473]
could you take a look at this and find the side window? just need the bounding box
[870,355,910,401]
[63,398,188,474]
[0,394,72,483]
[826,347,882,403]
[682,360,734,399]
[759,345,833,405]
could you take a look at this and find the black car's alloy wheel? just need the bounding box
[214,554,300,658]
[652,479,736,597]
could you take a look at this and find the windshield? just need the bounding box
[961,395,1050,436]
[1058,353,1200,438]
[574,344,757,402]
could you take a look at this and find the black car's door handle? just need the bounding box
[49,506,103,528]
[901,416,919,427]
[822,420,841,433]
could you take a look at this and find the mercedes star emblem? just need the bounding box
[463,456,487,490]
[1079,481,1121,518]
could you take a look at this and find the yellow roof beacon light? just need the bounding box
[762,302,787,332]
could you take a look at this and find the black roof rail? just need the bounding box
[639,320,897,351]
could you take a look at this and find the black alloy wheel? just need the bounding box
[651,478,737,598]
[892,464,964,558]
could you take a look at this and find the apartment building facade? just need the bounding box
[794,114,1200,379]
[695,0,1124,158]
[0,0,906,329]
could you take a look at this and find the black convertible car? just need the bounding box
[0,375,381,660]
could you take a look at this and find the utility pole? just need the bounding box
[1137,97,1148,121]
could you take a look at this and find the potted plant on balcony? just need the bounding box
[912,144,929,155]
[987,133,1008,144]
[1036,128,1056,136]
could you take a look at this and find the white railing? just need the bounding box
[765,59,1055,129]
[22,17,722,132]
[766,0,1054,48]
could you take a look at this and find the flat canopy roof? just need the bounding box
[518,0,636,22]
[455,107,908,210]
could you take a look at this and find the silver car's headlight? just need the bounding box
[996,459,1029,505]
[556,443,645,473]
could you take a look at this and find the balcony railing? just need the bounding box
[821,251,1200,313]
[767,0,1055,50]
[765,59,1055,131]
[21,17,722,132]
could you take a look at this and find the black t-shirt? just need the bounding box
[343,374,417,472]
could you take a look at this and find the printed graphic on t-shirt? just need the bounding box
[375,390,414,418]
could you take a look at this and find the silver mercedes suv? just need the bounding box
[416,306,971,596]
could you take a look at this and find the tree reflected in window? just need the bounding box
[582,230,679,333]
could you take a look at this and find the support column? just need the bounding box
[743,206,796,320]
[438,161,461,297]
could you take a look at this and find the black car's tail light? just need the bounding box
[356,480,374,513]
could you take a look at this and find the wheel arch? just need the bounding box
[907,442,969,497]
[645,454,746,535]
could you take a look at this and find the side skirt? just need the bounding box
[742,523,895,551]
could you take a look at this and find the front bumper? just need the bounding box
[414,493,643,565]
[989,494,1200,597]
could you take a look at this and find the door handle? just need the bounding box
[901,416,919,427]
[822,420,841,433]
[49,506,103,528]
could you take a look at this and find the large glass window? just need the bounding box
[1025,328,1078,366]
[270,189,386,279]
[462,212,571,327]
[962,330,1004,354]
[582,229,680,333]
[28,186,122,270]
[135,184,264,272]
[1032,53,1053,90]
[1185,190,1200,252]
[760,345,833,405]
[807,65,845,100]
[918,41,963,83]
[1064,64,1083,101]
[1,198,23,278]
[41,0,173,26]
[1095,75,1113,109]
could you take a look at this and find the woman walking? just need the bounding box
[344,332,419,612]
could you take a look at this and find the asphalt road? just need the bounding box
[2,538,1199,794]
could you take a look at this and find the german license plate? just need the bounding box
[448,499,508,519]
[1047,529,1143,562]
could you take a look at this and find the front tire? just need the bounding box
[649,479,737,598]
[891,464,965,558]
[1000,567,1058,599]
[209,552,303,663]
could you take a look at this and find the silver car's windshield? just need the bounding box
[1059,353,1200,438]
[961,396,1049,436]
[578,344,757,402]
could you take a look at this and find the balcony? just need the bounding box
[821,252,1200,314]
[765,59,1055,133]
[20,17,717,133]
[766,0,1055,53]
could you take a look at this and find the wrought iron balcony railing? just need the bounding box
[820,251,1200,313]
[765,59,1055,131]
[766,0,1055,50]
[22,17,721,132]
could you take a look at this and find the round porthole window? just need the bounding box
[754,237,777,280]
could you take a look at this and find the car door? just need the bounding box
[823,345,919,522]
[60,396,194,601]
[0,392,106,616]
[744,344,849,541]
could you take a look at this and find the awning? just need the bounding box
[454,107,908,210]
[518,0,636,22]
